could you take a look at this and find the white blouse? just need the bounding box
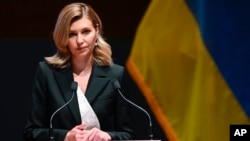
[77,86,100,130]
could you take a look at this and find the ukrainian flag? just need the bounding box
[126,0,250,141]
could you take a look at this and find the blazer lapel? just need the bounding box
[85,64,110,104]
[52,66,82,124]
[52,64,111,124]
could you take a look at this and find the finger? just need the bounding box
[81,130,92,141]
[75,130,87,141]
[75,124,85,130]
[88,128,99,141]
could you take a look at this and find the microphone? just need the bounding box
[49,81,78,141]
[112,80,154,140]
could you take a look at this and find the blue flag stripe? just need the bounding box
[186,0,250,118]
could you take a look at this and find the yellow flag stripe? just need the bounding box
[126,0,250,140]
[126,58,178,141]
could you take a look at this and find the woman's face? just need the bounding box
[68,16,99,59]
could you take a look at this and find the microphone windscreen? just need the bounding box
[71,81,78,91]
[112,80,121,89]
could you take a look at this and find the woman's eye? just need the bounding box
[69,33,76,37]
[82,30,91,35]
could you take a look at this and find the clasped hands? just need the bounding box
[64,124,111,141]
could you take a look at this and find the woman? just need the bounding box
[23,2,135,141]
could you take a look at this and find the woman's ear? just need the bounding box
[95,24,100,35]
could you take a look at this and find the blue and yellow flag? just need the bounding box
[126,0,250,141]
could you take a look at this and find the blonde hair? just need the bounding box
[45,2,113,68]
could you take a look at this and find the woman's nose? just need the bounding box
[76,34,84,44]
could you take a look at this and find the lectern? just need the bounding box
[112,140,161,141]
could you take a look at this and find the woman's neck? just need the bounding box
[72,56,94,76]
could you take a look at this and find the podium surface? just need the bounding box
[113,140,161,141]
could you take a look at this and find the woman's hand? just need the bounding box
[64,124,85,141]
[64,124,111,141]
[84,127,111,141]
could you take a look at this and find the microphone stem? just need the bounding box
[49,90,75,141]
[117,89,153,140]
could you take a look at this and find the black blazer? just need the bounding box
[23,61,135,141]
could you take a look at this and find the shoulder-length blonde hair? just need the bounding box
[45,2,113,68]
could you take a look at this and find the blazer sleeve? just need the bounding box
[23,62,68,141]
